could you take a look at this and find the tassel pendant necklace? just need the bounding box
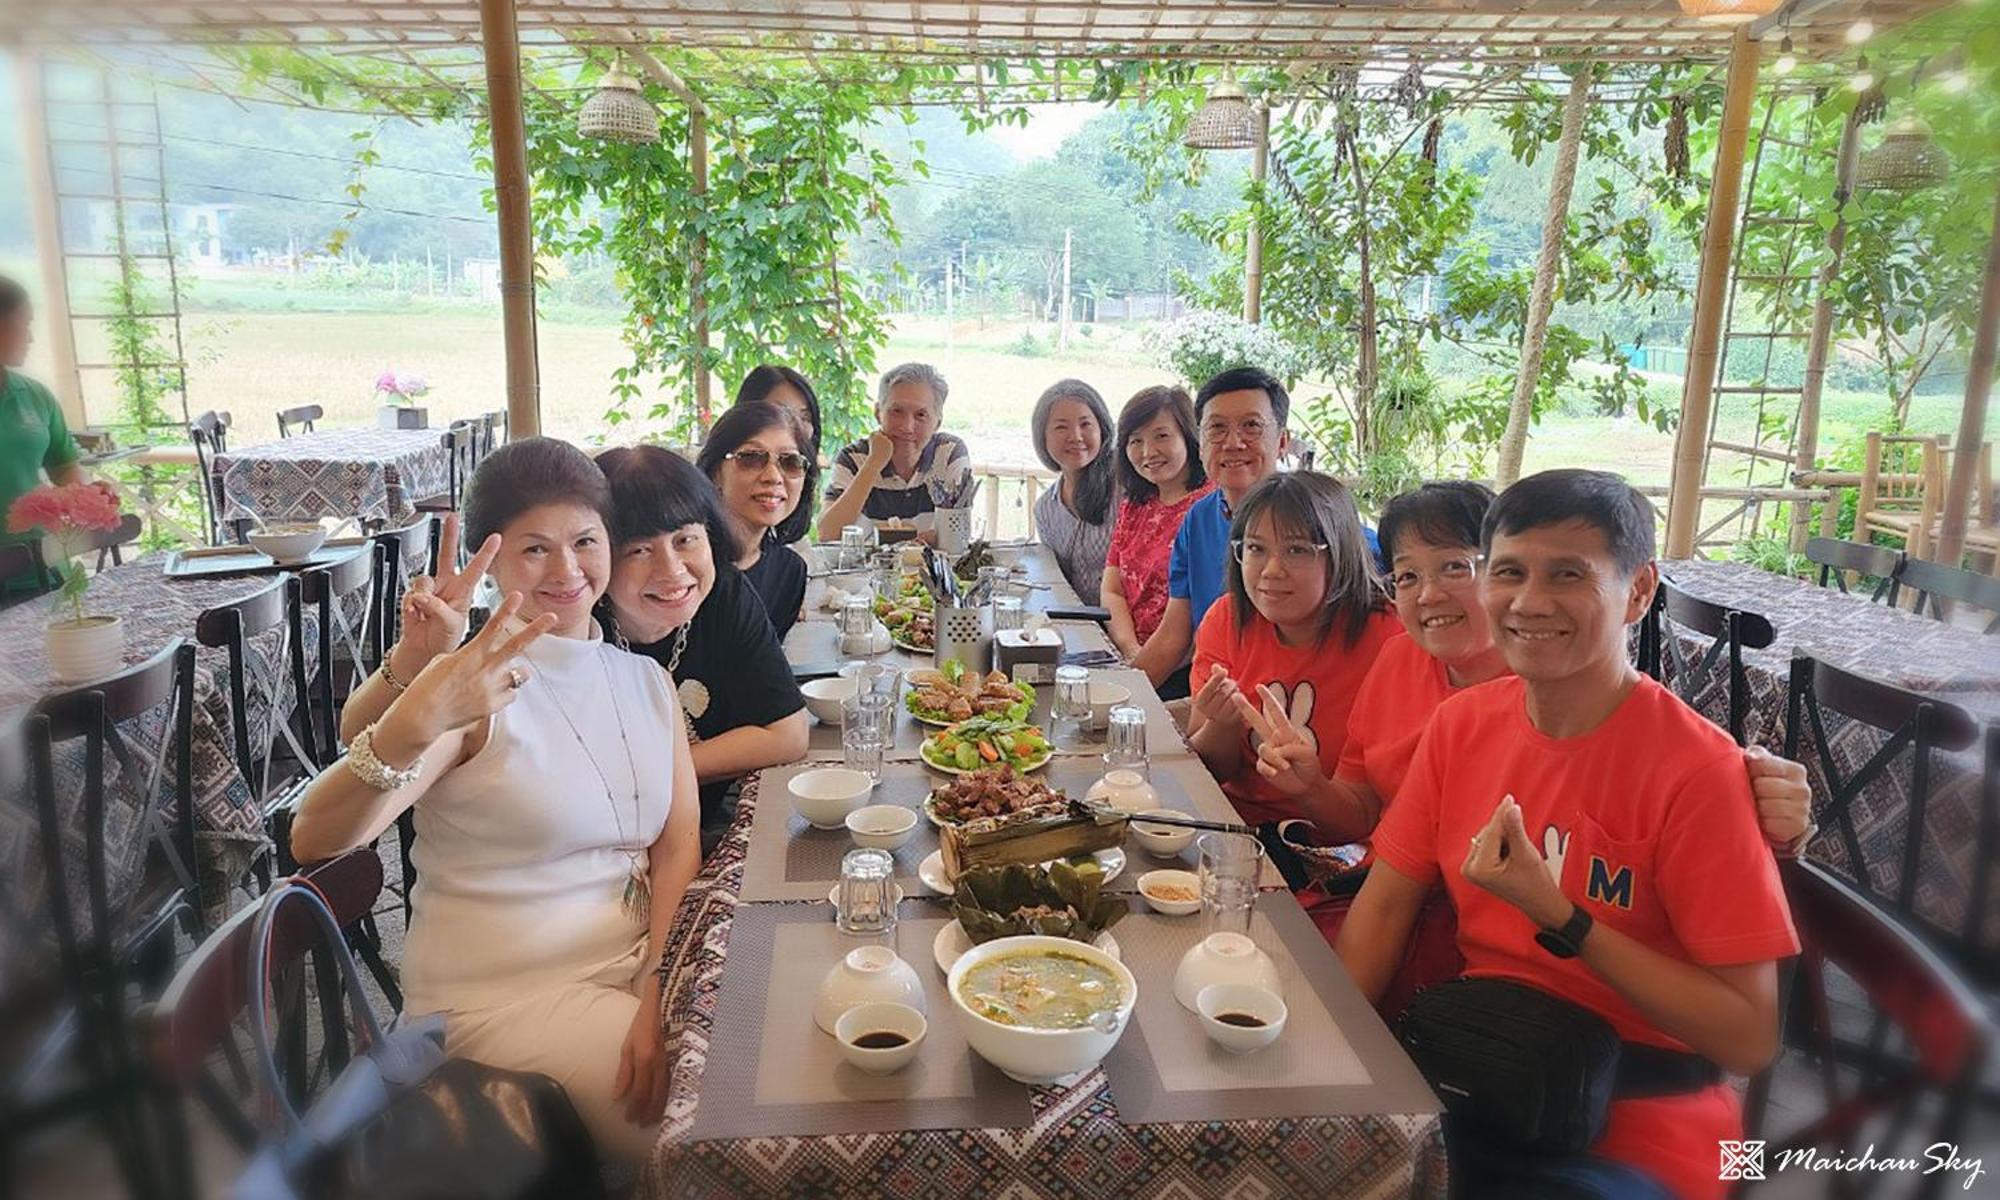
[544,653,652,927]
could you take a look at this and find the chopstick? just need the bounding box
[1070,800,1257,837]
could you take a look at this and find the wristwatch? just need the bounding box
[1535,905,1594,959]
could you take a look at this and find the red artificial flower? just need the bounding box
[6,483,123,537]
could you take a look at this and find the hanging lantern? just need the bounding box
[1675,0,1782,24]
[1858,115,1950,192]
[1183,73,1258,150]
[578,63,660,145]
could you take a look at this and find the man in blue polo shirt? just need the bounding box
[1133,366,1380,698]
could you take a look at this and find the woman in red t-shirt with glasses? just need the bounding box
[1101,386,1213,692]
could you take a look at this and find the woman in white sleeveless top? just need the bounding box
[292,438,702,1165]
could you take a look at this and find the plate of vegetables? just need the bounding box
[920,715,1052,775]
[906,660,1034,727]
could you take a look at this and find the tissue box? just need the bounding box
[995,628,1062,685]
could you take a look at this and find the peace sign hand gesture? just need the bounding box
[398,512,503,665]
[1231,683,1326,799]
[392,592,558,744]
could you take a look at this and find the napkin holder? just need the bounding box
[995,627,1062,686]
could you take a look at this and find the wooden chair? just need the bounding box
[145,851,386,1200]
[1806,536,1902,606]
[1637,580,1777,745]
[188,411,236,547]
[1783,654,1980,926]
[1854,433,1944,561]
[91,512,144,572]
[274,404,323,439]
[1741,860,1993,1200]
[5,643,199,1195]
[194,577,316,810]
[415,420,480,515]
[1894,558,2000,635]
[0,539,59,607]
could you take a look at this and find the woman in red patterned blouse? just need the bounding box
[1103,385,1213,692]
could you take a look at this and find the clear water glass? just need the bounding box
[992,594,1025,632]
[1051,665,1091,749]
[1198,832,1264,937]
[977,565,1010,604]
[841,662,902,709]
[841,692,892,781]
[840,524,870,570]
[838,595,873,639]
[1104,704,1148,774]
[837,848,897,937]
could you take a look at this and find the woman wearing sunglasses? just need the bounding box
[695,401,817,640]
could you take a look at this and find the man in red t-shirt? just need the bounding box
[1337,469,1798,1200]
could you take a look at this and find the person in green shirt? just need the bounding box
[1,274,104,597]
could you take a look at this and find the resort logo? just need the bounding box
[1719,1140,1765,1181]
[1720,1141,1986,1191]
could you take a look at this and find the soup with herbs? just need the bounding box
[957,950,1124,1029]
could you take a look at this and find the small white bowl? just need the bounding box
[249,524,327,563]
[835,1002,927,1075]
[1137,869,1202,916]
[1196,983,1287,1054]
[846,804,919,851]
[1130,809,1196,857]
[789,766,874,829]
[1087,681,1133,729]
[801,676,860,725]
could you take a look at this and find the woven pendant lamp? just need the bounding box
[1184,72,1257,150]
[1858,115,1949,192]
[579,61,660,145]
[1676,0,1782,24]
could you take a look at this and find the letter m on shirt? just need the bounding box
[1587,856,1634,910]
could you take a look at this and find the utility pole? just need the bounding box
[426,243,436,297]
[944,254,955,357]
[1060,227,1073,351]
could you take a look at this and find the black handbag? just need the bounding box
[1396,977,1622,1156]
[232,877,606,1200]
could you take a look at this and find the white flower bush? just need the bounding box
[1144,310,1307,390]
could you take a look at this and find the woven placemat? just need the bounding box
[1099,895,1439,1124]
[687,905,1034,1140]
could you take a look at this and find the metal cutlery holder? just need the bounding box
[934,601,993,672]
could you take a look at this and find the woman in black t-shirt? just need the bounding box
[694,402,812,639]
[596,445,807,840]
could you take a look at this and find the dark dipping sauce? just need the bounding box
[851,1031,911,1049]
[1214,1012,1267,1028]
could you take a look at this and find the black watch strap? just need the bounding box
[1535,905,1594,959]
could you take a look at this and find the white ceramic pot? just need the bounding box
[1086,769,1159,816]
[1172,931,1282,1013]
[813,945,926,1035]
[46,614,125,684]
[948,934,1137,1086]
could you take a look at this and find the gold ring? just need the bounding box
[506,667,526,691]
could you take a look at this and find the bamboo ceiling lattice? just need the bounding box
[0,1,1953,70]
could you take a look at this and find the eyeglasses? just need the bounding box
[1388,556,1483,596]
[724,449,811,477]
[1231,538,1328,568]
[1201,418,1273,446]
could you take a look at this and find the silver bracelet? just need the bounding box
[346,724,424,791]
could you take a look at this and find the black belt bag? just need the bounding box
[1396,977,1721,1156]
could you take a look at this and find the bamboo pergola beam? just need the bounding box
[478,0,539,440]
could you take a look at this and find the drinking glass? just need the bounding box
[841,691,893,781]
[1198,832,1264,937]
[1104,704,1148,775]
[838,595,874,639]
[1051,665,1091,749]
[840,524,871,570]
[840,662,903,710]
[992,594,1025,632]
[837,848,897,937]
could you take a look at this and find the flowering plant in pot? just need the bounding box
[7,482,128,682]
[373,369,431,429]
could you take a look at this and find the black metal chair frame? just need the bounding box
[91,512,145,572]
[1806,536,1904,607]
[194,576,316,809]
[1895,557,2000,635]
[188,410,235,547]
[1638,580,1777,746]
[274,404,323,439]
[0,539,61,606]
[1782,654,1980,922]
[416,420,481,515]
[10,642,199,1195]
[298,548,378,762]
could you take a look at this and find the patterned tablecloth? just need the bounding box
[1659,559,1997,950]
[213,427,452,528]
[643,774,1449,1199]
[0,556,337,997]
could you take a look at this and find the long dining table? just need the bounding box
[643,542,1447,1198]
[1658,558,1999,955]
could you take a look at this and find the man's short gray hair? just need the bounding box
[877,362,949,409]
